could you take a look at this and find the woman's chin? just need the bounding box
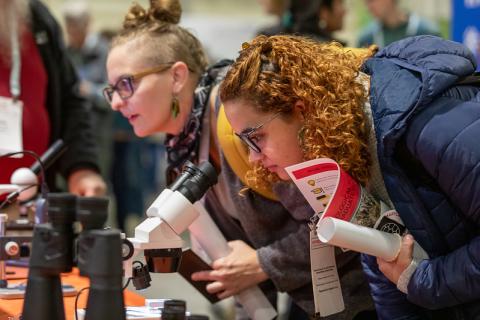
[133,127,151,138]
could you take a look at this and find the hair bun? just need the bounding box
[148,0,182,25]
[123,3,149,29]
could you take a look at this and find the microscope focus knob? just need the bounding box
[5,241,20,256]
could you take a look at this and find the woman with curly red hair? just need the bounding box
[221,36,374,190]
[220,34,480,319]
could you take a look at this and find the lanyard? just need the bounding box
[10,16,21,100]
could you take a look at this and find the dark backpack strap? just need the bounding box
[456,72,480,86]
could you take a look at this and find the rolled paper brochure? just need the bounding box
[191,203,277,320]
[317,217,402,262]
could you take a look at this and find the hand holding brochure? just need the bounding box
[285,158,429,317]
[318,217,402,261]
[285,158,428,259]
[318,217,429,263]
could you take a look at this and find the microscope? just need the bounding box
[124,161,277,320]
[1,142,126,320]
[124,161,218,278]
[0,140,67,288]
[22,193,125,320]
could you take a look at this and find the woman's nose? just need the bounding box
[110,92,124,111]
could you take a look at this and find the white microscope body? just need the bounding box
[124,187,200,275]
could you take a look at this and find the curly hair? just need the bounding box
[220,35,376,189]
[111,0,208,75]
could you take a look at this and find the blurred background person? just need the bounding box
[257,0,347,44]
[256,0,291,37]
[62,0,113,183]
[358,0,440,48]
[317,0,347,43]
[0,0,105,199]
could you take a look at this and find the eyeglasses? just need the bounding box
[235,111,282,153]
[103,63,173,103]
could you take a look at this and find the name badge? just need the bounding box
[0,96,23,157]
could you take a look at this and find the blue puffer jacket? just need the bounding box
[361,36,480,320]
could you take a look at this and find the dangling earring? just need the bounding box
[171,96,180,119]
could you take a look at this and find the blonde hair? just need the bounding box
[111,0,208,74]
[220,35,377,189]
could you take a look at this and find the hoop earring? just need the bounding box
[171,96,180,119]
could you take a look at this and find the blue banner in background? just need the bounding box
[452,0,480,69]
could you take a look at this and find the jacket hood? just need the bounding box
[372,35,476,98]
[362,35,477,155]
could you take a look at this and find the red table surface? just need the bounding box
[0,267,145,320]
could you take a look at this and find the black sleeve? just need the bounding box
[30,0,100,179]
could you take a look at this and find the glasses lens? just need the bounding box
[245,137,261,153]
[236,133,260,153]
[103,87,113,103]
[117,77,134,99]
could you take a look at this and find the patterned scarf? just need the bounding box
[165,59,232,184]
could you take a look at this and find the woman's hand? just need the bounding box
[191,240,269,299]
[377,234,415,284]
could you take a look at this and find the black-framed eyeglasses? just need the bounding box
[235,111,282,153]
[103,63,174,104]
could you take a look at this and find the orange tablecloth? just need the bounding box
[0,267,145,320]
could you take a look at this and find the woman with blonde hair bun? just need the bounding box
[103,0,363,318]
[220,33,480,319]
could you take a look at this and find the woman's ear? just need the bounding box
[293,100,306,120]
[170,61,190,94]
